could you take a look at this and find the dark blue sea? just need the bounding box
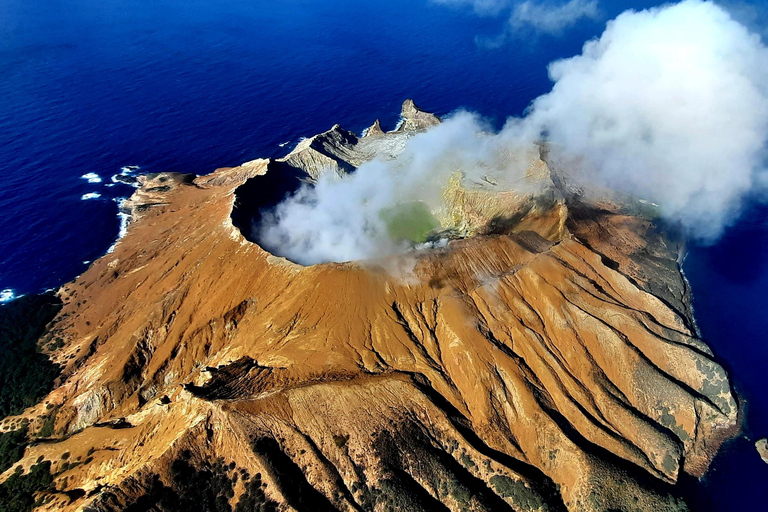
[0,0,765,508]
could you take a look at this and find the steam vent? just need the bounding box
[0,101,739,511]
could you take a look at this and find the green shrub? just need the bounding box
[0,421,29,473]
[333,433,349,448]
[235,473,278,512]
[250,438,336,512]
[37,412,56,438]
[489,474,547,511]
[0,460,54,512]
[0,294,62,420]
[118,451,239,512]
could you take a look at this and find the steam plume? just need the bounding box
[259,112,537,265]
[262,0,768,265]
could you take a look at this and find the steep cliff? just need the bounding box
[0,100,738,512]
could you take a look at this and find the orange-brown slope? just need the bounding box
[0,106,738,512]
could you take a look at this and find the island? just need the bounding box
[0,101,739,511]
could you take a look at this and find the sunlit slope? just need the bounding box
[0,102,738,512]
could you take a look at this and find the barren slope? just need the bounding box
[0,101,738,512]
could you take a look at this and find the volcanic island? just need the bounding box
[0,101,739,512]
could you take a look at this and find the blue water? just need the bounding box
[0,0,765,508]
[681,201,768,511]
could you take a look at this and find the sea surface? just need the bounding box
[0,0,766,508]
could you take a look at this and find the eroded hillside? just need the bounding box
[0,101,738,512]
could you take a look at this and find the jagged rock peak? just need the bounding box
[362,118,385,137]
[277,124,360,180]
[291,124,358,152]
[395,98,441,132]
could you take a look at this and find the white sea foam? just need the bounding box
[108,198,131,253]
[117,212,129,239]
[112,165,141,187]
[0,289,16,303]
[81,172,103,183]
[278,140,291,147]
[81,192,101,200]
[107,164,140,252]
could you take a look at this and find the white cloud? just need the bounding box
[433,0,600,36]
[527,0,768,239]
[262,0,768,264]
[431,0,512,16]
[511,0,600,34]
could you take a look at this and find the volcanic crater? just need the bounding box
[0,101,740,512]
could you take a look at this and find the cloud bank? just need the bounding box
[433,0,599,35]
[527,0,768,238]
[431,0,512,16]
[262,0,768,265]
[511,0,600,34]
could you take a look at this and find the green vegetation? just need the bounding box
[46,338,64,352]
[377,477,438,512]
[657,404,690,442]
[489,474,548,511]
[662,453,677,473]
[234,473,278,512]
[0,294,62,419]
[332,433,349,448]
[127,454,234,512]
[108,450,280,512]
[379,201,440,243]
[250,438,336,512]
[0,295,63,512]
[0,421,29,473]
[0,460,54,512]
[37,412,56,438]
[436,471,473,509]
[459,452,476,469]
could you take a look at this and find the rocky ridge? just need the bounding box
[0,100,739,511]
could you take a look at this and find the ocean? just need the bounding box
[0,0,765,508]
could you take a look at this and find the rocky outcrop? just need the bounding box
[0,102,739,512]
[118,172,197,224]
[396,99,441,132]
[756,438,768,464]
[278,124,360,180]
[362,119,385,137]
